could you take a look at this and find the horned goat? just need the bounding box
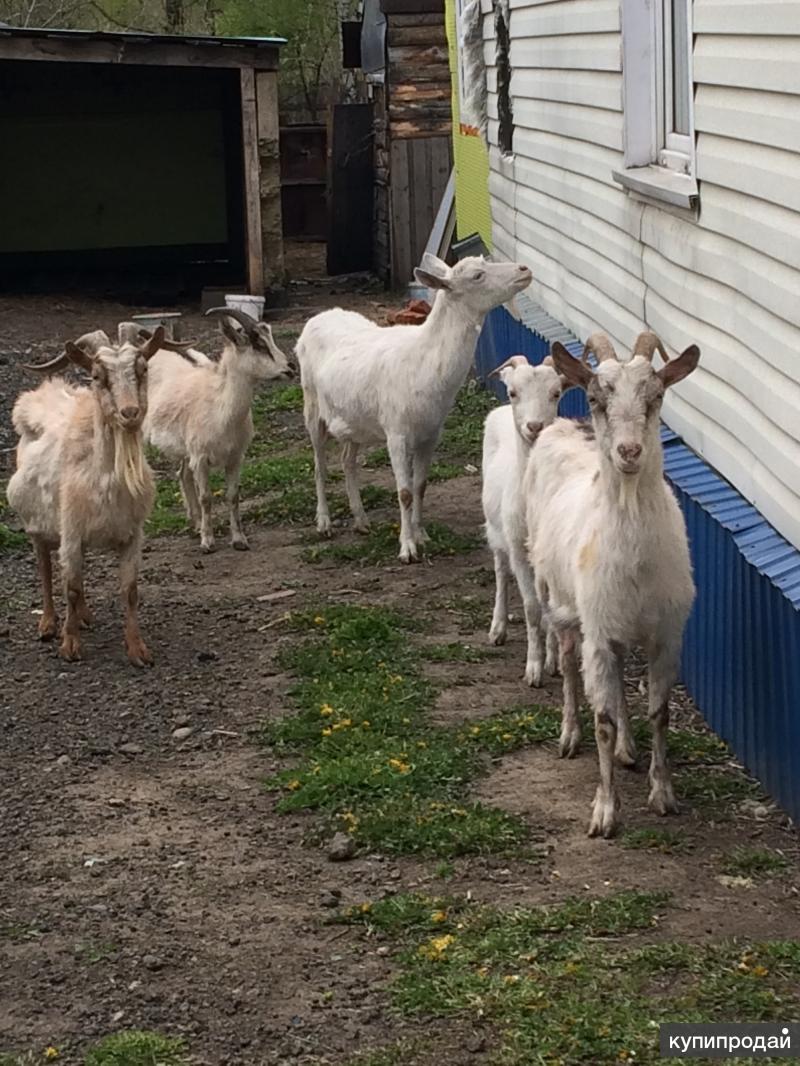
[296,253,532,562]
[143,308,293,553]
[482,354,565,685]
[7,325,166,665]
[525,331,700,837]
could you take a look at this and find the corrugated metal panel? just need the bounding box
[475,303,800,823]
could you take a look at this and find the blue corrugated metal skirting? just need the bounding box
[476,303,800,824]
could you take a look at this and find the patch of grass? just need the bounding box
[338,891,800,1066]
[303,521,481,566]
[75,941,117,964]
[459,706,561,755]
[0,920,44,942]
[240,452,316,494]
[438,380,497,465]
[421,642,493,664]
[668,728,732,767]
[676,766,761,810]
[721,847,789,879]
[363,446,389,469]
[341,1042,425,1066]
[428,461,471,482]
[0,1054,42,1066]
[146,477,189,536]
[0,523,27,554]
[439,594,488,631]
[252,382,304,419]
[84,1031,186,1066]
[263,604,533,857]
[620,828,689,854]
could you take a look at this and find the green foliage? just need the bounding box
[303,521,481,566]
[84,1031,185,1066]
[337,892,800,1066]
[721,847,789,879]
[619,828,689,854]
[421,642,494,664]
[458,706,561,754]
[263,604,535,857]
[438,380,497,465]
[0,523,27,554]
[146,478,189,537]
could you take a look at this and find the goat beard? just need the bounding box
[618,470,641,517]
[113,426,150,498]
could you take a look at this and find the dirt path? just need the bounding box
[1,295,799,1066]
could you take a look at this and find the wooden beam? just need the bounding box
[0,35,280,69]
[255,69,284,288]
[240,68,264,296]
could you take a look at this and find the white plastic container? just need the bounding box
[131,311,182,339]
[224,294,265,321]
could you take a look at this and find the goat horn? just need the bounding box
[74,329,111,355]
[205,305,259,338]
[118,322,143,346]
[22,351,72,374]
[135,326,198,353]
[632,330,669,364]
[488,354,528,378]
[581,332,617,365]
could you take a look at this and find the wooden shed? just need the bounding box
[0,26,284,295]
[370,0,452,285]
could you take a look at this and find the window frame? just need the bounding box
[615,0,697,208]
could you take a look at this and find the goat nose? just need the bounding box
[617,442,642,461]
[527,421,543,437]
[120,405,140,421]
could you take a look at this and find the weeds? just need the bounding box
[338,891,800,1065]
[303,522,480,566]
[721,847,789,879]
[620,828,689,854]
[0,523,27,554]
[263,604,533,857]
[458,707,561,755]
[421,642,493,664]
[84,1031,185,1066]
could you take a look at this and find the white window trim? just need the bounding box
[615,0,697,210]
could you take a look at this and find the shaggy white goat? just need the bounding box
[526,331,700,837]
[296,253,532,562]
[143,307,293,553]
[7,325,165,665]
[482,354,565,685]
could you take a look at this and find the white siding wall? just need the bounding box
[485,0,800,548]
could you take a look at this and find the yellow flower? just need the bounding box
[286,779,302,791]
[402,717,411,725]
[388,758,411,773]
[470,726,481,736]
[450,807,467,817]
[360,902,372,913]
[314,615,325,625]
[420,934,455,959]
[320,704,334,716]
[321,727,332,737]
[362,720,371,728]
[503,974,520,984]
[332,718,352,731]
[502,733,513,741]
[431,910,447,923]
[417,741,428,749]
[44,1050,59,1061]
[752,964,769,977]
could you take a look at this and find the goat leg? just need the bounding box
[193,457,215,553]
[558,628,581,756]
[583,638,622,837]
[488,548,510,645]
[225,460,249,550]
[59,538,84,661]
[120,537,152,667]
[387,434,418,563]
[33,536,57,641]
[342,442,369,533]
[646,641,680,816]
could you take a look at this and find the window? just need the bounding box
[615,0,697,208]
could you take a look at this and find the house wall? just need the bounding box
[444,0,492,245]
[480,0,800,550]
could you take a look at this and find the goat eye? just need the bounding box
[472,271,485,281]
[508,389,517,399]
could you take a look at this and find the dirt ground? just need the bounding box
[1,277,799,1066]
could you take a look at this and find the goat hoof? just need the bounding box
[488,627,506,646]
[59,636,82,662]
[201,542,217,554]
[353,519,371,534]
[232,539,250,552]
[648,782,679,816]
[615,741,638,769]
[588,788,619,838]
[545,656,559,677]
[398,546,420,564]
[316,516,332,537]
[525,664,544,687]
[558,730,581,758]
[38,617,57,641]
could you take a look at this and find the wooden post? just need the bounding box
[255,70,285,289]
[240,68,264,295]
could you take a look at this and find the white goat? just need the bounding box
[482,354,565,685]
[526,331,700,838]
[143,307,293,553]
[7,325,165,665]
[296,253,532,562]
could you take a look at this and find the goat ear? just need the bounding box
[65,341,94,372]
[413,267,452,291]
[658,344,700,389]
[140,325,166,361]
[420,252,449,276]
[550,341,593,388]
[220,316,249,348]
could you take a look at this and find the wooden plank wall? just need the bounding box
[382,8,453,284]
[390,135,451,285]
[373,83,391,280]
